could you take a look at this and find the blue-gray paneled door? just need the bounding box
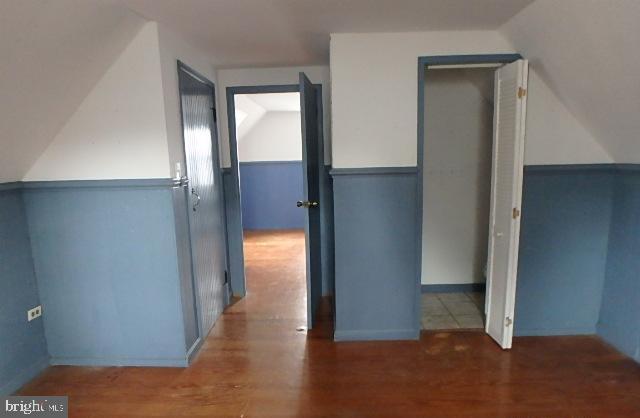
[178,63,228,339]
[299,73,323,329]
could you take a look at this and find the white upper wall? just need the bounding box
[238,111,302,162]
[216,66,331,168]
[330,30,614,168]
[330,31,514,168]
[235,93,302,162]
[502,0,640,164]
[25,23,170,180]
[422,69,494,285]
[0,0,144,182]
[234,95,267,142]
[25,20,219,181]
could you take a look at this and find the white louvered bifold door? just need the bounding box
[485,59,528,349]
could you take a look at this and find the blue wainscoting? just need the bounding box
[170,184,200,355]
[515,165,615,336]
[240,161,304,230]
[22,180,190,367]
[598,167,640,362]
[0,186,49,395]
[332,168,419,341]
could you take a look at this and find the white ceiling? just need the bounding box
[122,0,534,67]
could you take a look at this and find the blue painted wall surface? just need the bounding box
[598,169,640,362]
[170,185,199,353]
[240,161,304,230]
[515,167,614,336]
[0,188,49,395]
[23,185,188,366]
[333,172,419,341]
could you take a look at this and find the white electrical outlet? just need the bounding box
[27,305,42,322]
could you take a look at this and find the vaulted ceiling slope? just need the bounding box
[3,0,636,181]
[501,0,640,163]
[0,0,144,182]
[122,0,534,67]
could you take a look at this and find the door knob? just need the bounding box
[296,200,318,209]
[191,188,201,212]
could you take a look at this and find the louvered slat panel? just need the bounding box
[486,60,528,349]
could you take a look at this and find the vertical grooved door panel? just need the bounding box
[179,66,227,336]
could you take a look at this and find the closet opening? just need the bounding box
[417,55,529,349]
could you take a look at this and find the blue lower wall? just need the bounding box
[240,161,304,230]
[332,169,419,341]
[598,168,640,362]
[0,186,49,395]
[22,182,189,367]
[514,166,614,336]
[329,164,640,350]
[170,185,199,353]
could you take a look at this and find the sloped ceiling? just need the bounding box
[24,23,170,181]
[502,0,640,163]
[2,0,635,180]
[0,0,144,181]
[122,0,534,67]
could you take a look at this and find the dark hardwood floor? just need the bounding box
[19,229,640,417]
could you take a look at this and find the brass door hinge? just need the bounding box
[512,208,520,219]
[518,87,527,99]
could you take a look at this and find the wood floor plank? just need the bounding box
[18,229,640,417]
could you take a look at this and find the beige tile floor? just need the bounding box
[421,292,485,330]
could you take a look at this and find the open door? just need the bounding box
[485,59,528,349]
[298,73,323,329]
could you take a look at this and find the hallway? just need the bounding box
[18,230,640,417]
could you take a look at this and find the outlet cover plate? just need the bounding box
[27,305,42,322]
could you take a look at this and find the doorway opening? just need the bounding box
[226,76,325,331]
[235,91,307,319]
[417,55,528,349]
[420,67,495,332]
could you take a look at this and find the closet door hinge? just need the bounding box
[517,87,527,99]
[512,208,520,219]
[505,317,513,327]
